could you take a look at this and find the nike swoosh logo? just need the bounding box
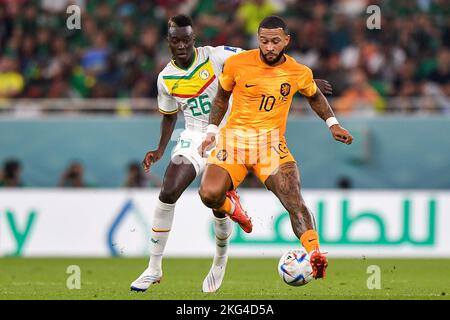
[245,84,257,88]
[308,239,317,243]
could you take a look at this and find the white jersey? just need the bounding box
[157,45,243,133]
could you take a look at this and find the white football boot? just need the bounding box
[202,256,228,293]
[130,267,162,292]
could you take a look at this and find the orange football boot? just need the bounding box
[309,248,328,279]
[226,190,252,233]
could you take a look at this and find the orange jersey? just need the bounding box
[219,49,317,139]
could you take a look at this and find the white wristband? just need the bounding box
[326,117,339,128]
[206,124,219,134]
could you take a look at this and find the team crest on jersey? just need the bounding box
[271,142,290,159]
[280,83,291,96]
[216,149,228,161]
[163,56,216,98]
[199,69,210,80]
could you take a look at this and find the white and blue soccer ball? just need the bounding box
[278,249,313,286]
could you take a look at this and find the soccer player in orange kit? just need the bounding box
[198,16,353,279]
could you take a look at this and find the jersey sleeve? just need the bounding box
[219,57,237,92]
[212,45,244,66]
[157,73,178,114]
[297,66,318,98]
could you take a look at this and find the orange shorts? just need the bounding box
[207,135,296,189]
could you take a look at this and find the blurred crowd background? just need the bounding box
[0,0,448,115]
[1,0,449,188]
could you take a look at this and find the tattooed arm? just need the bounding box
[307,89,354,145]
[209,83,232,126]
[307,88,335,121]
[198,83,232,156]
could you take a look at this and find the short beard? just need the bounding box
[260,48,286,65]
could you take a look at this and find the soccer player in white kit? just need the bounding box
[130,14,333,293]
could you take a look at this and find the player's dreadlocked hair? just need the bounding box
[168,14,193,28]
[258,15,289,35]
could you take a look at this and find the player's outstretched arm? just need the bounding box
[143,112,178,172]
[306,89,353,145]
[198,83,232,156]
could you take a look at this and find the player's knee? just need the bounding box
[159,186,180,204]
[199,185,223,208]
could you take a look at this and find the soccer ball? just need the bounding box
[278,249,313,286]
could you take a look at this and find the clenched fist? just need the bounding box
[142,149,163,172]
[330,124,353,145]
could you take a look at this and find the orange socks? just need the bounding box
[217,196,235,216]
[300,229,320,254]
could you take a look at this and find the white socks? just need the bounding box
[148,199,175,271]
[213,216,232,266]
[147,201,232,271]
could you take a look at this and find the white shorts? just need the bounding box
[171,129,208,176]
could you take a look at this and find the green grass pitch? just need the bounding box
[1,258,449,300]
